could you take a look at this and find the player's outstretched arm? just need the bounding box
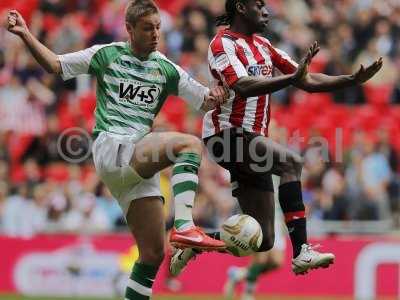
[233,73,294,98]
[232,42,318,98]
[294,54,383,93]
[6,10,61,74]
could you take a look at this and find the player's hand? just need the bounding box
[293,41,320,84]
[202,86,230,111]
[6,10,28,37]
[209,86,229,105]
[352,57,383,84]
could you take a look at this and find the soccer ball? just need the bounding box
[220,214,263,257]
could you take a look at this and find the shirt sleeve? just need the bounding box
[269,45,298,75]
[57,45,104,80]
[209,37,248,87]
[159,55,208,111]
[175,64,208,111]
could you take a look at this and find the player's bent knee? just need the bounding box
[254,252,271,265]
[291,154,304,174]
[270,256,284,269]
[185,135,202,150]
[281,154,303,177]
[267,252,285,270]
[175,134,202,154]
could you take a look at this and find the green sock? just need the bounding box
[172,152,201,231]
[246,263,268,283]
[125,262,158,300]
[244,281,256,295]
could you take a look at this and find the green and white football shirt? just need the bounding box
[58,42,208,139]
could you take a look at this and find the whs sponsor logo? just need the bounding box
[118,80,161,108]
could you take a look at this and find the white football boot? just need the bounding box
[169,248,198,276]
[292,244,335,275]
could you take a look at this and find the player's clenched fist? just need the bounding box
[202,86,230,111]
[210,86,229,105]
[7,10,28,36]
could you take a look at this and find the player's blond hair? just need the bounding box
[125,0,159,26]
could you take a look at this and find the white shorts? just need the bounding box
[92,132,162,216]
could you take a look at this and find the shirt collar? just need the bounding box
[125,41,157,62]
[223,29,254,42]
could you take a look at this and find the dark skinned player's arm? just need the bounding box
[295,57,383,93]
[295,73,359,93]
[232,41,320,98]
[232,74,295,98]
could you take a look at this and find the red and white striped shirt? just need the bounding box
[202,29,298,138]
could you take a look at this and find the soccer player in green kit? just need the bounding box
[7,1,228,299]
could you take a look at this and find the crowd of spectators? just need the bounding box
[0,0,399,237]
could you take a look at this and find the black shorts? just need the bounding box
[203,127,274,194]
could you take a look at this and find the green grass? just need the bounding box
[0,295,359,300]
[0,296,215,300]
[1,296,223,300]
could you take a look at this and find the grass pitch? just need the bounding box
[0,295,359,300]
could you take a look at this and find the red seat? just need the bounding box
[45,163,70,183]
[0,0,38,21]
[159,96,188,132]
[363,83,394,106]
[79,91,97,132]
[8,133,34,164]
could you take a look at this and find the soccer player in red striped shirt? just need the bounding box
[170,0,382,278]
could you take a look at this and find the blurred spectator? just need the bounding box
[2,184,46,237]
[51,14,84,54]
[324,33,365,104]
[0,181,9,229]
[96,183,124,228]
[0,160,9,183]
[29,183,49,231]
[39,0,67,16]
[46,181,70,231]
[360,137,392,220]
[0,76,47,135]
[22,158,42,189]
[376,128,398,172]
[321,167,349,220]
[345,151,365,219]
[89,21,114,45]
[0,132,9,161]
[24,114,63,164]
[63,190,111,233]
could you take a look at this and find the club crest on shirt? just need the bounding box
[247,64,273,77]
[214,53,230,72]
[118,78,161,109]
